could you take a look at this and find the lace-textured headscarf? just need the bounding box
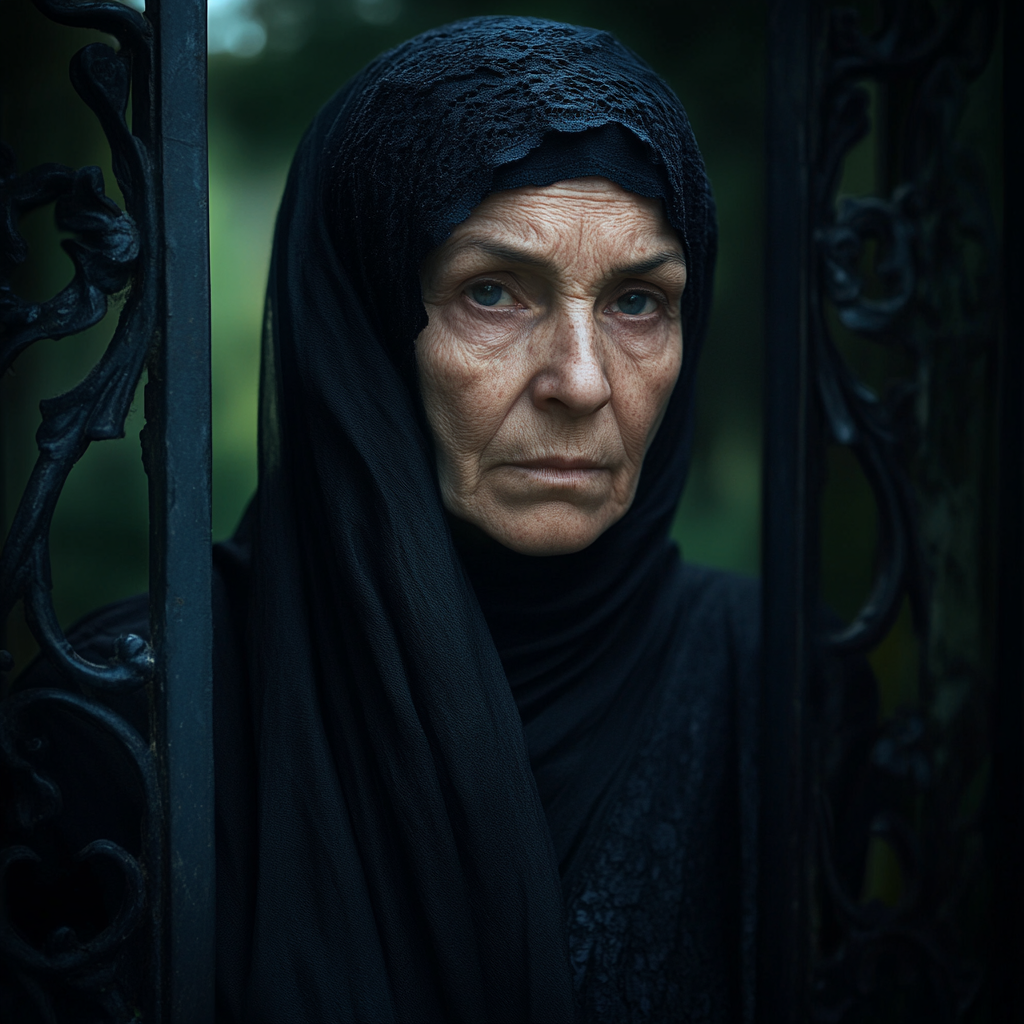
[214,17,718,1021]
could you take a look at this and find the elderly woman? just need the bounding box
[25,15,760,1023]
[206,16,762,1020]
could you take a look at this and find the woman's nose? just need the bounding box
[530,304,612,417]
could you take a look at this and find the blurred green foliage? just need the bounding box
[2,0,766,670]
[5,0,996,678]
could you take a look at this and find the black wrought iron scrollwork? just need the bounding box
[1,4,155,692]
[808,0,999,1019]
[1,2,163,1020]
[0,689,162,1021]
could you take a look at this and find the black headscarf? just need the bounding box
[214,17,718,1022]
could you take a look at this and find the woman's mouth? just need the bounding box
[510,456,608,486]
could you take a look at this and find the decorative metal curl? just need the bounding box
[0,689,162,1021]
[1,2,163,1020]
[0,11,156,691]
[811,0,1000,653]
[808,0,998,1019]
[820,192,917,336]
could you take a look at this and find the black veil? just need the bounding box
[213,16,720,1022]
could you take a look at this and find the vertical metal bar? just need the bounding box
[992,3,1023,1018]
[759,0,812,1019]
[146,0,214,1019]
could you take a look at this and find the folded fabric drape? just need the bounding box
[206,16,750,1023]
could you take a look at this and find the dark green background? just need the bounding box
[0,0,1001,740]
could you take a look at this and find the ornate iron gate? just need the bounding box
[760,0,1020,1021]
[0,0,213,1020]
[0,0,1017,1022]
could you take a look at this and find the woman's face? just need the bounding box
[416,176,686,556]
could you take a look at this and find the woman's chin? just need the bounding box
[468,501,626,556]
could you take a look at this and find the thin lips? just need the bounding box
[514,456,605,471]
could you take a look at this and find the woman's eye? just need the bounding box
[467,282,512,307]
[611,291,659,316]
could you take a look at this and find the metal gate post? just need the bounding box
[0,0,213,1019]
[146,0,214,1019]
[992,3,1024,1017]
[759,0,814,1018]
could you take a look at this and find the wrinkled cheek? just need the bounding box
[609,463,644,512]
[645,397,672,449]
[646,361,682,446]
[618,388,670,462]
[432,408,496,503]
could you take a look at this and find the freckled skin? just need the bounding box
[416,176,687,556]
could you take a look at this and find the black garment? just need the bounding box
[22,553,759,1023]
[13,16,762,1023]
[221,16,736,1022]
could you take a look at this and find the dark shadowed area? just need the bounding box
[0,2,1010,1015]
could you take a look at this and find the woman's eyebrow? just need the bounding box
[616,251,687,276]
[454,238,554,270]
[448,239,686,277]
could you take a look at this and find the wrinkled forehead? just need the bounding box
[457,177,675,240]
[424,178,685,290]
